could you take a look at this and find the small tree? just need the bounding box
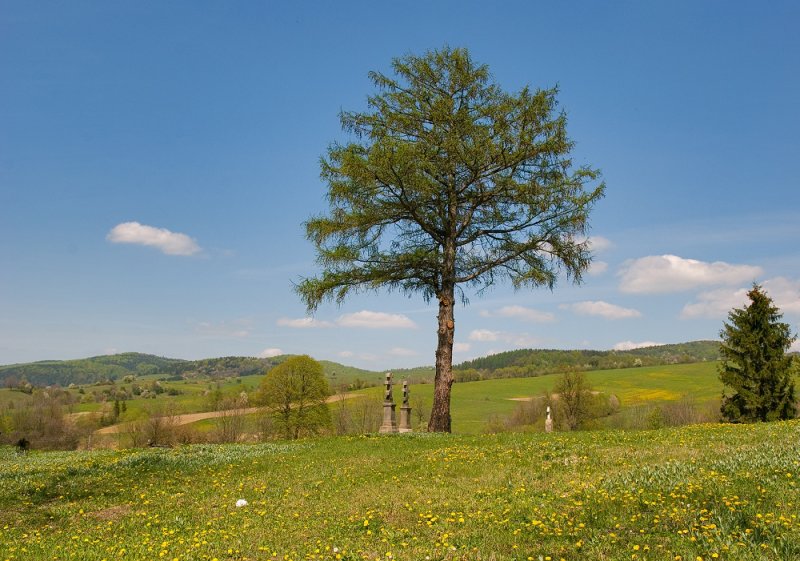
[298,47,604,432]
[553,371,592,430]
[256,355,331,439]
[719,284,797,422]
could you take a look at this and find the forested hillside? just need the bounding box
[0,341,720,388]
[0,353,284,387]
[453,341,720,381]
[0,352,384,389]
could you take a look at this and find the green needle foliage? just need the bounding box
[299,47,604,432]
[719,284,797,422]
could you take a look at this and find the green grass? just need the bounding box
[355,362,723,433]
[1,421,798,560]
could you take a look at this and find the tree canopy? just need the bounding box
[299,47,604,431]
[719,284,797,422]
[256,355,331,439]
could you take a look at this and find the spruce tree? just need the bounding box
[719,284,797,422]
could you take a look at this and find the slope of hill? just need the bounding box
[454,340,720,381]
[0,353,187,387]
[0,352,383,389]
[0,341,720,388]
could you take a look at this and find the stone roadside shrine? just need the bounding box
[379,372,413,434]
[379,372,398,433]
[399,379,412,432]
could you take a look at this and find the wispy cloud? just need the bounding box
[277,310,417,329]
[561,300,642,320]
[619,255,762,293]
[277,317,334,328]
[588,236,613,252]
[680,287,749,319]
[259,348,283,358]
[613,340,663,351]
[681,276,800,319]
[453,342,471,353]
[469,329,500,342]
[588,261,609,276]
[339,311,417,329]
[468,329,543,347]
[388,347,418,357]
[107,221,202,256]
[337,311,417,329]
[480,305,555,322]
[761,277,800,316]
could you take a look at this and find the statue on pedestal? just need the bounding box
[398,380,412,433]
[379,372,398,433]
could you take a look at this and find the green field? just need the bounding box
[1,361,727,446]
[354,362,722,433]
[2,420,798,561]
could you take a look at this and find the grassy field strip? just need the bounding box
[1,420,798,560]
[94,393,363,434]
[353,362,723,433]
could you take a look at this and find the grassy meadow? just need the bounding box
[1,420,798,561]
[353,362,722,433]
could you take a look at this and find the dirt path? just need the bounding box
[94,393,361,435]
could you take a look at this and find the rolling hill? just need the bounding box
[0,341,721,388]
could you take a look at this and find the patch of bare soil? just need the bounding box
[90,505,131,521]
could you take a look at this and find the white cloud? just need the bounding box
[336,310,417,329]
[469,329,500,341]
[562,300,642,320]
[588,261,609,276]
[469,329,543,347]
[480,305,555,322]
[277,317,334,328]
[791,340,800,353]
[680,287,749,319]
[338,350,354,358]
[618,255,762,293]
[613,340,663,351]
[278,311,416,329]
[388,347,417,357]
[762,277,800,316]
[259,348,283,358]
[588,236,613,252]
[453,342,471,353]
[681,277,800,319]
[107,221,201,256]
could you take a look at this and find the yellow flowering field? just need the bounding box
[1,421,798,561]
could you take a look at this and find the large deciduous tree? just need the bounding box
[719,284,797,422]
[298,47,604,432]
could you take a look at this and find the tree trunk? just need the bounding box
[428,285,455,432]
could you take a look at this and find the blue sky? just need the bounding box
[2,1,799,369]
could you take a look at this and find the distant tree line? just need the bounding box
[0,354,285,388]
[454,341,721,382]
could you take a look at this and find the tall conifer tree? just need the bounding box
[719,284,797,422]
[298,48,604,432]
